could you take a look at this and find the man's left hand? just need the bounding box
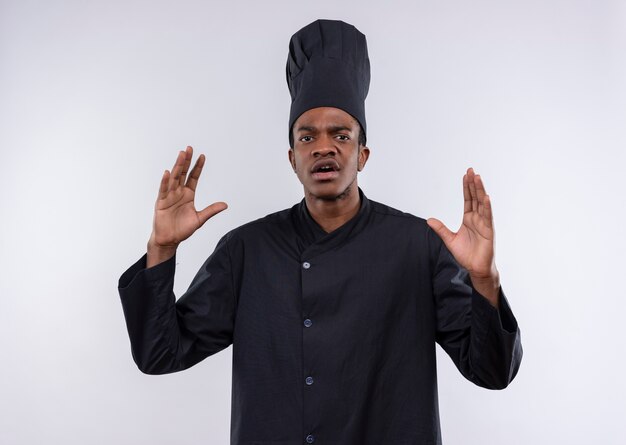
[427,167,501,308]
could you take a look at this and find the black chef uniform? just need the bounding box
[118,19,522,445]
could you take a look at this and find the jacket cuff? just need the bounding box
[118,253,177,290]
[472,285,518,334]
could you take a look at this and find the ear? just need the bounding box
[288,148,296,172]
[357,146,370,172]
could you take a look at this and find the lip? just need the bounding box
[311,170,340,181]
[310,159,341,181]
[310,159,341,173]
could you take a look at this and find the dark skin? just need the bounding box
[288,107,370,234]
[146,106,501,307]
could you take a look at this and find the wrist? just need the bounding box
[146,237,177,268]
[469,272,500,287]
[469,271,501,308]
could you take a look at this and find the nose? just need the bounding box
[312,135,337,157]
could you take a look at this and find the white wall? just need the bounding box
[1,0,624,443]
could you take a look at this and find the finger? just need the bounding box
[474,174,487,201]
[463,173,472,214]
[474,174,487,216]
[427,217,456,247]
[179,146,193,187]
[483,194,494,229]
[186,153,205,192]
[467,167,478,212]
[158,170,170,200]
[169,150,186,191]
[197,201,228,226]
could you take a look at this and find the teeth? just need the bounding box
[314,164,336,173]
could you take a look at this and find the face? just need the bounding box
[288,107,370,201]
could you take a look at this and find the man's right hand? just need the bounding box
[146,146,228,268]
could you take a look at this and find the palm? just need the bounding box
[154,187,201,246]
[151,146,227,249]
[427,167,496,279]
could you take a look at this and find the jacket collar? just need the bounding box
[292,187,372,259]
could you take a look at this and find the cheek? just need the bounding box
[292,154,305,176]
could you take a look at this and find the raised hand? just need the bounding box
[147,146,227,267]
[427,167,501,306]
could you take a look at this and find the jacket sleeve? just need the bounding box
[428,226,523,389]
[117,234,236,375]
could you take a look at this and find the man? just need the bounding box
[118,19,522,444]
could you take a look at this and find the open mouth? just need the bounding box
[316,165,335,173]
[311,160,340,180]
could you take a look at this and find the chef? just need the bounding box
[118,19,522,445]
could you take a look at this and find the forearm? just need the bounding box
[119,235,237,375]
[431,229,522,389]
[468,288,523,389]
[118,254,184,374]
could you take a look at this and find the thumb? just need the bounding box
[197,201,228,226]
[427,217,456,246]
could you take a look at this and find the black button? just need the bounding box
[306,434,315,443]
[305,376,314,385]
[304,318,312,327]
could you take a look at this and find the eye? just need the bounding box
[299,135,313,142]
[336,135,350,141]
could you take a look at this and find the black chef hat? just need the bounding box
[286,19,370,146]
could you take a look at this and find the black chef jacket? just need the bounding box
[118,188,522,445]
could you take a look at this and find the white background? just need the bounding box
[1,0,625,443]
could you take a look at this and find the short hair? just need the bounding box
[289,122,367,149]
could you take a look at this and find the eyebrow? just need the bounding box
[295,125,354,134]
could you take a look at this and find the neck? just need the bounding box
[305,183,361,233]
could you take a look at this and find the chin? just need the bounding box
[307,182,353,201]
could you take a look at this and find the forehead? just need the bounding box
[293,107,359,131]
